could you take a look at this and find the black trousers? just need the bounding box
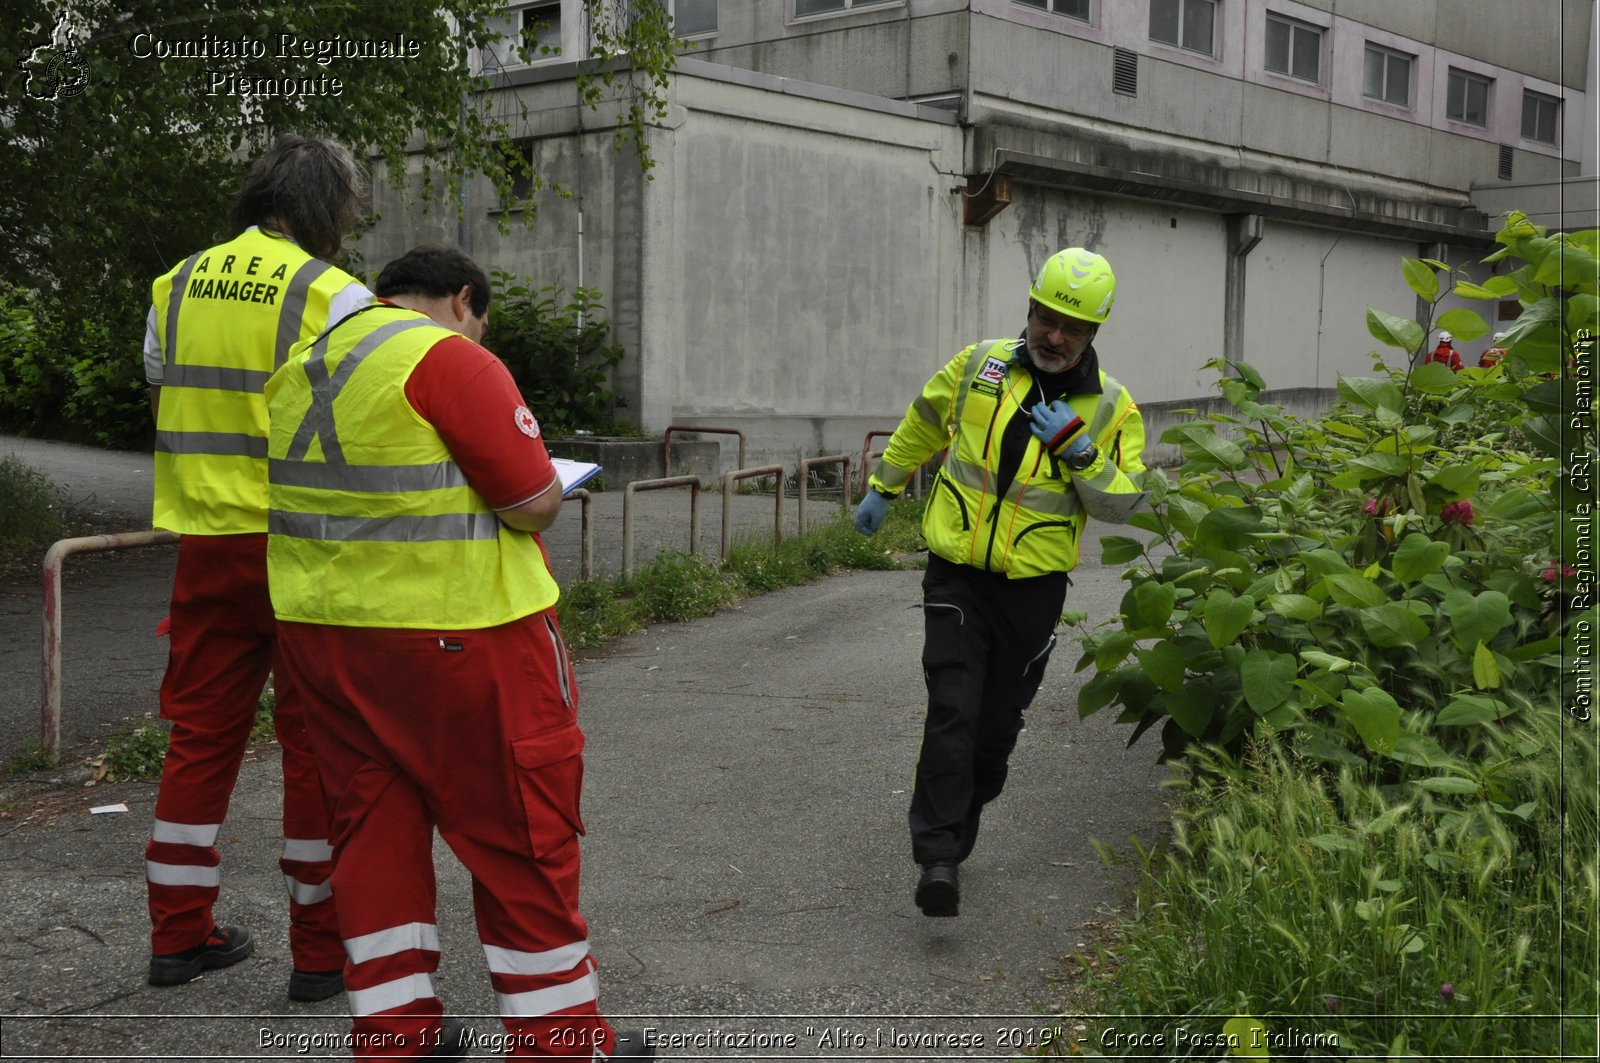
[908,553,1069,867]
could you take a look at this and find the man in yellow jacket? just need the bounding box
[143,136,370,996]
[854,248,1147,917]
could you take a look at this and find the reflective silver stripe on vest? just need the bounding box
[911,394,943,428]
[162,252,203,371]
[285,317,439,465]
[947,339,1011,430]
[872,458,913,491]
[944,454,1082,517]
[155,430,267,458]
[275,259,334,368]
[1089,375,1126,436]
[162,364,273,394]
[269,458,470,493]
[269,509,503,543]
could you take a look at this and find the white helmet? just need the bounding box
[1438,331,1453,342]
[1493,332,1506,342]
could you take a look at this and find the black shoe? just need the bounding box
[611,1029,657,1059]
[287,967,344,1002]
[148,925,256,986]
[425,1016,472,1059]
[915,863,960,917]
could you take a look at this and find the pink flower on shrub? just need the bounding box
[1542,564,1578,584]
[1324,995,1341,1014]
[1440,983,1456,1001]
[1440,500,1475,526]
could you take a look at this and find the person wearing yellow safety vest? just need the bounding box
[141,136,371,1000]
[855,248,1147,918]
[265,246,653,1061]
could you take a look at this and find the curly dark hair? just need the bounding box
[228,135,366,262]
[374,245,492,318]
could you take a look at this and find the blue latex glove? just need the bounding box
[1028,400,1091,458]
[853,489,892,536]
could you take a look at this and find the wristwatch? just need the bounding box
[1065,441,1100,472]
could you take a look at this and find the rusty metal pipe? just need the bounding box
[621,476,701,580]
[41,530,180,765]
[796,455,852,539]
[720,465,785,560]
[663,425,746,478]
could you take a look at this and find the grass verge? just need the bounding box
[1054,714,1597,1059]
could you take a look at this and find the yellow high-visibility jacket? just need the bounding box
[265,305,558,630]
[869,339,1147,578]
[150,229,364,534]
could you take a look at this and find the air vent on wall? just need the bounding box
[1113,48,1138,97]
[1498,145,1514,180]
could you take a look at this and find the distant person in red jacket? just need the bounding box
[1426,331,1463,372]
[1480,332,1508,369]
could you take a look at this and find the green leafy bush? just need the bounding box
[1076,212,1593,780]
[0,286,151,449]
[1064,211,1597,1059]
[485,276,626,438]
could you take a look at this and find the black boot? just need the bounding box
[914,863,960,917]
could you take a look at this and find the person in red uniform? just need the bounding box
[1425,330,1463,371]
[142,135,370,999]
[1480,332,1509,368]
[265,246,652,1060]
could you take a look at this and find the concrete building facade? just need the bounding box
[358,0,1597,469]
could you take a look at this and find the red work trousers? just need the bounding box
[278,607,616,1060]
[144,534,342,970]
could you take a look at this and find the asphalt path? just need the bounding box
[0,436,1173,1060]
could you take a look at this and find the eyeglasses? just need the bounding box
[1032,307,1095,340]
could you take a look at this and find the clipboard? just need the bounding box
[552,457,602,495]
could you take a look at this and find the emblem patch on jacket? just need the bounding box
[514,406,541,438]
[971,356,1007,396]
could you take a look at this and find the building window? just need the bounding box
[1362,44,1411,107]
[1264,14,1321,84]
[1522,89,1560,144]
[1014,0,1092,22]
[520,1,562,58]
[669,0,717,37]
[1447,69,1492,127]
[1150,0,1216,56]
[795,0,898,15]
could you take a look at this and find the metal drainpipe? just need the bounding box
[1225,213,1263,370]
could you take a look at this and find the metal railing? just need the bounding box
[41,530,180,764]
[720,465,785,560]
[859,429,896,498]
[796,454,852,539]
[564,488,594,581]
[621,476,701,580]
[663,425,746,479]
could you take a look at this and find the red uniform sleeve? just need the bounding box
[403,336,559,510]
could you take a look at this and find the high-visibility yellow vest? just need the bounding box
[151,228,363,534]
[265,305,559,630]
[870,340,1147,578]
